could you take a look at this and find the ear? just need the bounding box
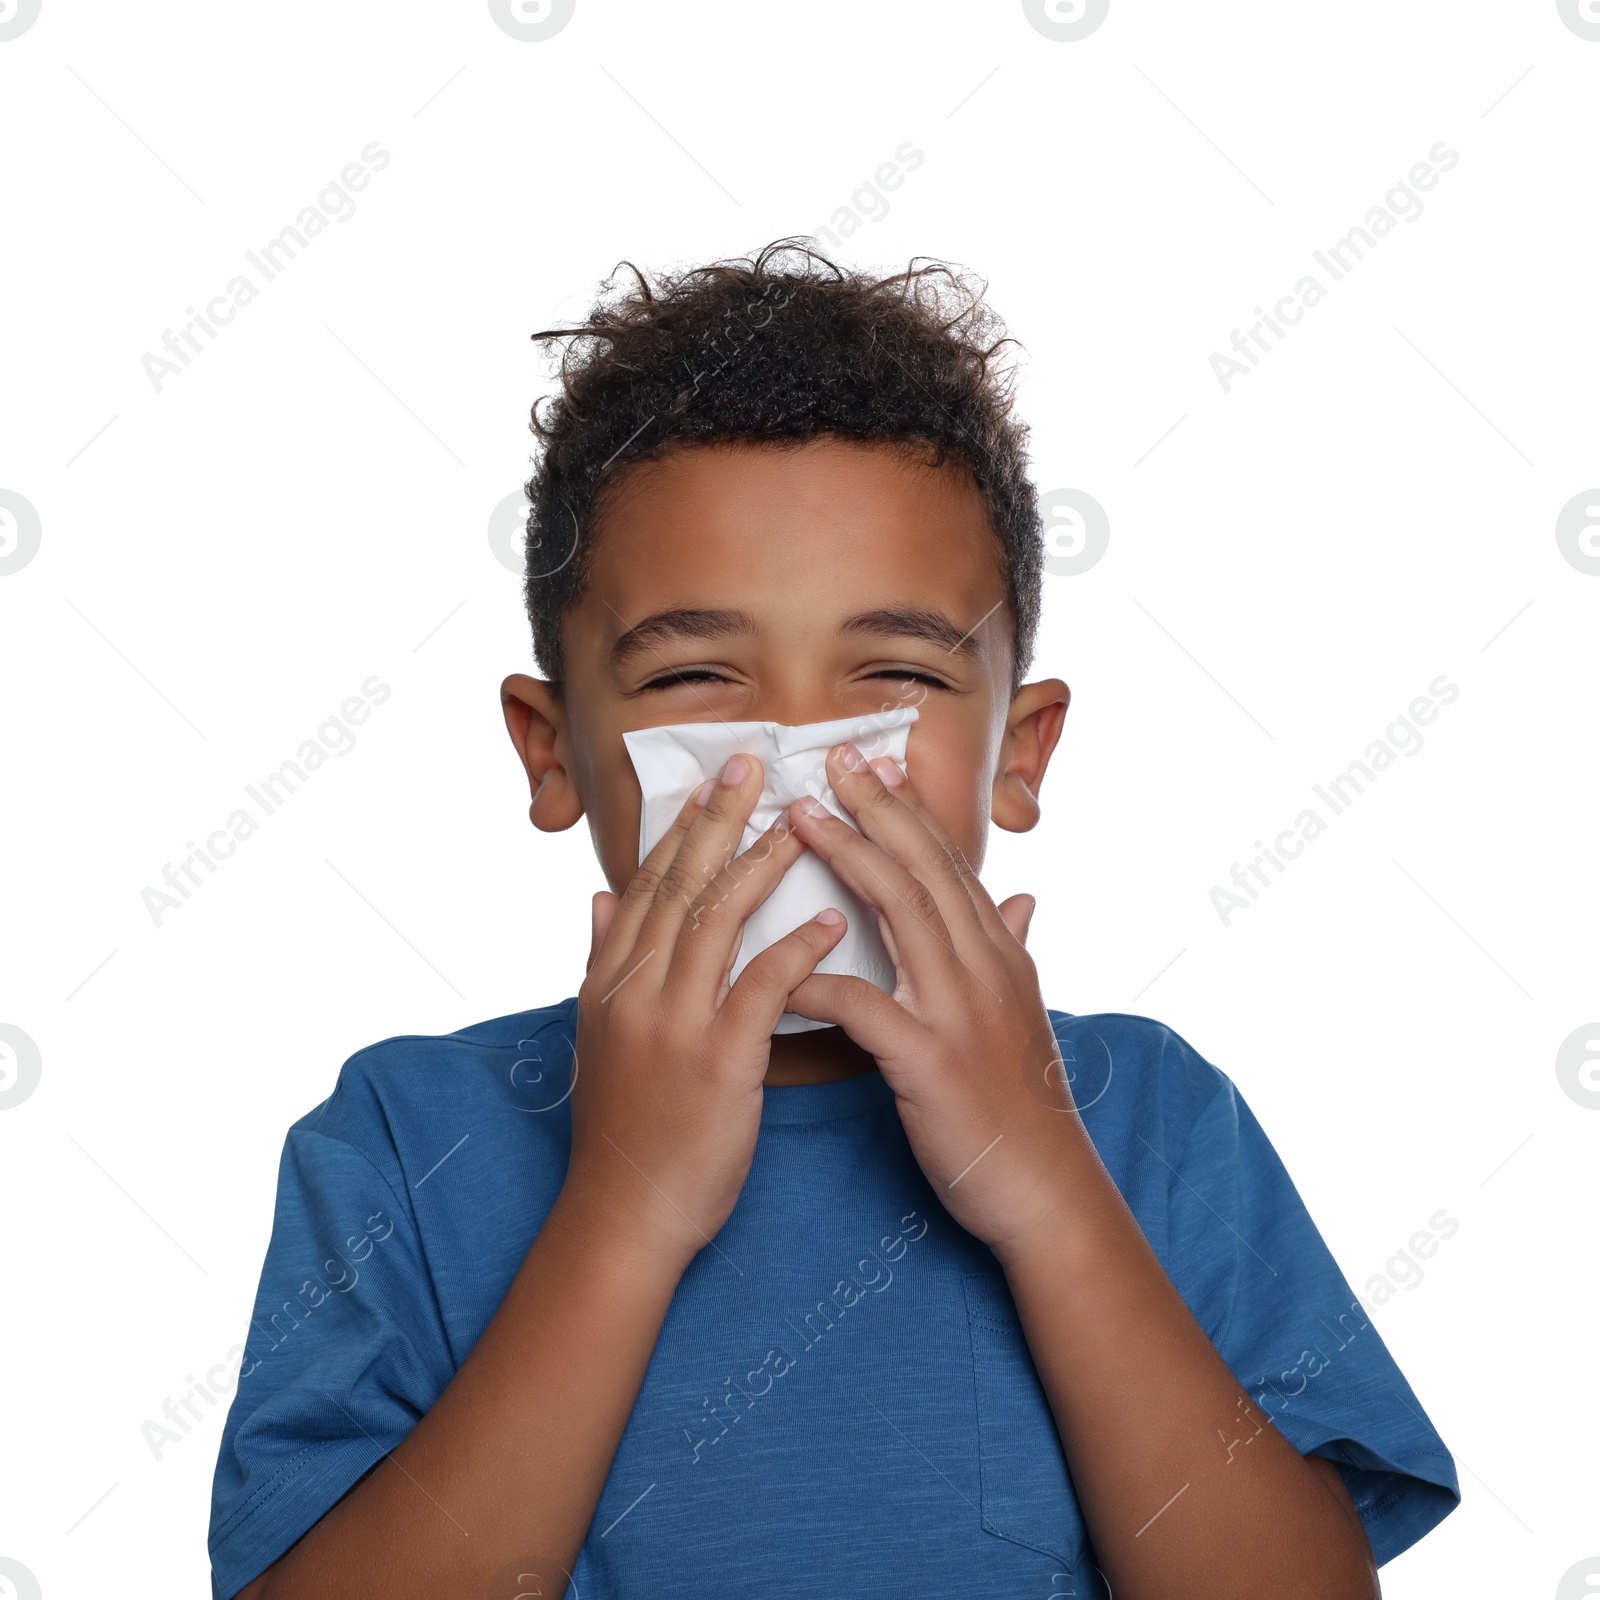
[500,673,585,833]
[991,678,1070,834]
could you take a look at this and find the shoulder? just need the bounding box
[1046,1007,1231,1127]
[1043,1007,1241,1179]
[289,996,580,1193]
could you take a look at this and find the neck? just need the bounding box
[763,1025,877,1087]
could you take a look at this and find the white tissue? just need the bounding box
[620,709,919,1034]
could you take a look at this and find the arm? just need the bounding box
[239,756,840,1599]
[992,1119,1379,1598]
[785,744,1378,1600]
[239,1180,689,1599]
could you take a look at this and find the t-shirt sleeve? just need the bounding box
[1156,1042,1460,1566]
[207,1122,457,1599]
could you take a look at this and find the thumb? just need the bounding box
[998,893,1036,947]
[588,889,620,971]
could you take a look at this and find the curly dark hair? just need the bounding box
[521,237,1042,694]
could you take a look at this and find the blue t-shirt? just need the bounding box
[208,1001,1459,1597]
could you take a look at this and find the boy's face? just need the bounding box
[502,438,1068,896]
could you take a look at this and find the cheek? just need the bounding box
[576,743,643,892]
[591,807,641,892]
[906,737,992,864]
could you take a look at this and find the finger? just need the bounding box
[866,752,1018,951]
[600,780,724,964]
[587,890,619,973]
[600,753,762,972]
[669,812,808,1000]
[784,972,924,1062]
[633,752,768,957]
[716,909,850,1038]
[821,742,993,955]
[784,794,964,984]
[997,893,1035,949]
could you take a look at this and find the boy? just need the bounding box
[209,241,1459,1598]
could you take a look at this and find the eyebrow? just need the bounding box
[841,606,986,659]
[608,603,987,672]
[610,607,758,669]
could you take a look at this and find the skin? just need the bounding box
[505,435,1062,1087]
[238,438,1377,1599]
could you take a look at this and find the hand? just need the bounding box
[784,743,1081,1260]
[562,753,848,1265]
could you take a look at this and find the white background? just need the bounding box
[2,1,1596,1595]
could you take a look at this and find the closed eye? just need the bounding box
[638,668,731,689]
[866,668,951,689]
[637,666,953,691]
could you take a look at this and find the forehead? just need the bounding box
[578,438,1006,623]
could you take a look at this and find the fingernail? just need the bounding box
[796,795,828,818]
[816,908,844,926]
[720,754,750,786]
[694,779,715,807]
[835,741,869,773]
[870,756,905,788]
